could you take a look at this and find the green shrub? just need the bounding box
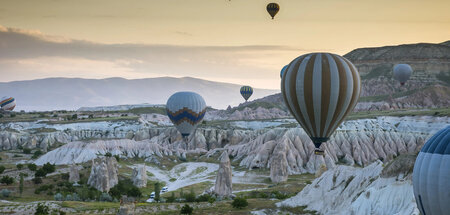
[104,152,112,157]
[42,162,55,174]
[154,182,161,202]
[0,176,14,185]
[184,189,196,203]
[35,168,47,177]
[196,194,215,203]
[35,203,49,215]
[99,193,113,202]
[16,163,23,170]
[32,177,43,184]
[109,179,142,200]
[1,189,11,197]
[0,166,5,174]
[54,193,63,201]
[32,150,44,159]
[23,148,32,154]
[180,204,194,215]
[28,163,37,171]
[231,197,248,209]
[166,192,176,203]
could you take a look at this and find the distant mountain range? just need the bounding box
[0,77,278,111]
[1,41,449,112]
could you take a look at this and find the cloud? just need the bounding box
[0,25,307,89]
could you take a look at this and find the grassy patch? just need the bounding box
[61,201,119,211]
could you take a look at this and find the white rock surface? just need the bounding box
[87,157,119,192]
[131,164,147,188]
[214,151,233,197]
[270,141,288,183]
[277,161,419,215]
[69,164,80,183]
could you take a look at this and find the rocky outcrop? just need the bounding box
[69,164,80,183]
[131,165,147,188]
[270,141,288,183]
[118,196,136,215]
[214,151,232,197]
[87,157,119,192]
[278,162,419,215]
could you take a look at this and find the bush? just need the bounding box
[180,204,194,215]
[54,193,63,201]
[0,176,14,185]
[32,150,44,159]
[104,152,112,157]
[196,194,215,203]
[154,182,161,202]
[0,166,5,174]
[28,163,37,171]
[72,193,81,201]
[42,162,56,174]
[109,179,142,200]
[32,177,43,184]
[34,203,49,215]
[60,173,69,180]
[231,197,248,209]
[35,168,47,177]
[16,163,23,170]
[1,189,11,197]
[23,148,32,154]
[65,194,73,201]
[99,193,113,202]
[113,155,120,162]
[184,189,196,203]
[166,192,176,203]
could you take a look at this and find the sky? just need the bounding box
[0,0,449,89]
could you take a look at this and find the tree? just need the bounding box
[71,114,78,120]
[34,203,49,215]
[42,162,56,174]
[23,148,32,154]
[28,163,37,171]
[19,174,24,196]
[180,204,194,215]
[35,168,47,177]
[154,182,161,202]
[0,176,14,185]
[184,188,196,203]
[1,189,11,197]
[32,177,43,184]
[231,197,248,209]
[0,165,5,174]
[166,192,176,203]
[16,163,23,170]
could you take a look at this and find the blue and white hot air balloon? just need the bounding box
[240,86,253,102]
[0,96,16,111]
[413,126,450,215]
[280,65,288,78]
[166,92,206,138]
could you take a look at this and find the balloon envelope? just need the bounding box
[413,126,450,215]
[240,86,253,101]
[280,65,288,78]
[281,53,361,152]
[0,96,16,111]
[266,3,280,19]
[393,64,412,85]
[166,92,206,137]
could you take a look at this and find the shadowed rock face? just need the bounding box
[69,164,80,183]
[270,141,288,183]
[214,151,232,197]
[131,165,147,188]
[87,157,118,192]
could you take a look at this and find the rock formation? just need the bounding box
[69,164,80,183]
[270,141,288,183]
[87,156,119,192]
[131,165,147,188]
[278,161,419,215]
[214,151,232,197]
[117,195,135,215]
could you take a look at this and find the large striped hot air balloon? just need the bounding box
[266,3,280,19]
[393,64,412,86]
[166,92,206,138]
[413,126,450,215]
[240,86,253,102]
[280,65,288,78]
[281,53,361,154]
[0,97,16,111]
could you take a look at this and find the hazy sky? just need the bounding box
[1,0,449,89]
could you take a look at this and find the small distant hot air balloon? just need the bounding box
[266,3,280,19]
[281,53,361,154]
[393,64,412,85]
[166,92,206,138]
[240,86,253,102]
[413,126,450,215]
[0,97,16,111]
[280,65,288,78]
